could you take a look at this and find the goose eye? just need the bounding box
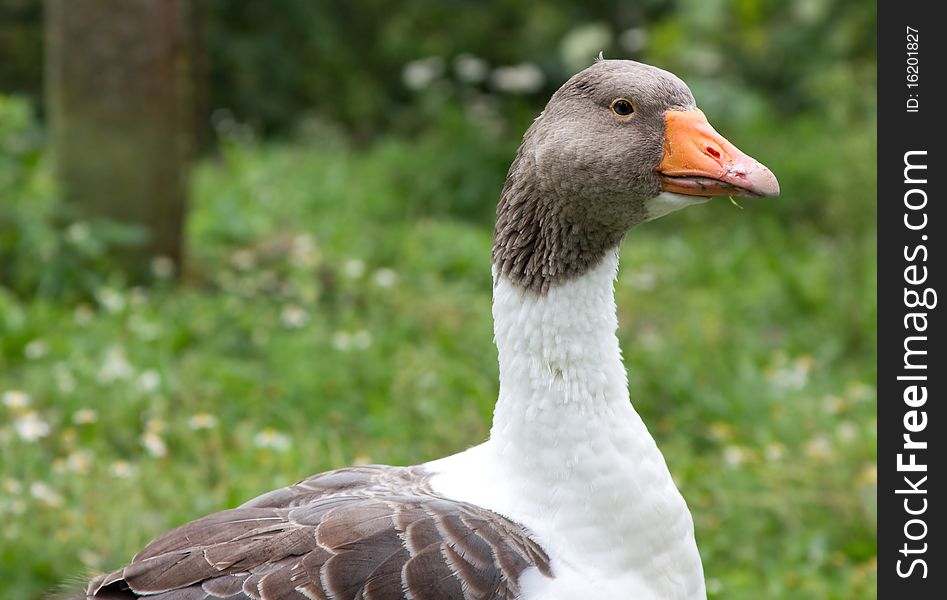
[610,98,635,117]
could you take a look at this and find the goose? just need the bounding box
[81,59,778,600]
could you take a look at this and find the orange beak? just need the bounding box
[657,109,779,198]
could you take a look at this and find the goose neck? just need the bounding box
[490,248,631,447]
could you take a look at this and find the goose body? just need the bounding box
[82,59,778,600]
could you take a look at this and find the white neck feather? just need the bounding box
[490,248,631,446]
[428,248,706,599]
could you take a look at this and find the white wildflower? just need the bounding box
[343,258,366,279]
[211,108,236,135]
[151,256,176,279]
[706,578,723,595]
[98,345,133,383]
[141,431,168,458]
[638,327,665,351]
[822,394,846,415]
[230,249,255,271]
[3,479,23,494]
[722,445,747,467]
[490,63,545,94]
[805,435,834,461]
[129,287,149,306]
[136,369,162,393]
[333,329,371,351]
[372,268,398,288]
[73,304,94,325]
[560,23,612,71]
[188,413,218,430]
[29,482,63,507]
[78,549,103,568]
[352,330,372,350]
[24,339,48,360]
[402,56,445,90]
[65,450,93,475]
[836,421,858,443]
[66,222,91,245]
[108,460,136,478]
[145,418,165,434]
[72,408,98,425]
[419,372,438,390]
[15,411,51,442]
[331,331,352,351]
[95,287,126,313]
[454,53,488,83]
[7,499,26,516]
[767,354,812,391]
[129,315,161,341]
[690,50,725,76]
[54,363,76,394]
[846,381,874,403]
[253,428,291,451]
[619,27,649,53]
[623,269,657,291]
[280,305,309,329]
[858,464,877,485]
[2,390,30,409]
[764,442,786,462]
[290,234,320,267]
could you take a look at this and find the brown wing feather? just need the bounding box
[85,466,552,600]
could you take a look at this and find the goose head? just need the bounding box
[494,59,779,292]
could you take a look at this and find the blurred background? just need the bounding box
[1,1,876,598]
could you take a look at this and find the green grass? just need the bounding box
[1,109,875,599]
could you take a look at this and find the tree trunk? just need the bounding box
[45,0,200,280]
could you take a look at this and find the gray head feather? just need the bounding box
[492,60,697,293]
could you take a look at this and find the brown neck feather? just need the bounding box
[492,144,633,294]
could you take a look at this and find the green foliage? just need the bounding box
[1,0,874,137]
[200,0,876,137]
[0,95,58,293]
